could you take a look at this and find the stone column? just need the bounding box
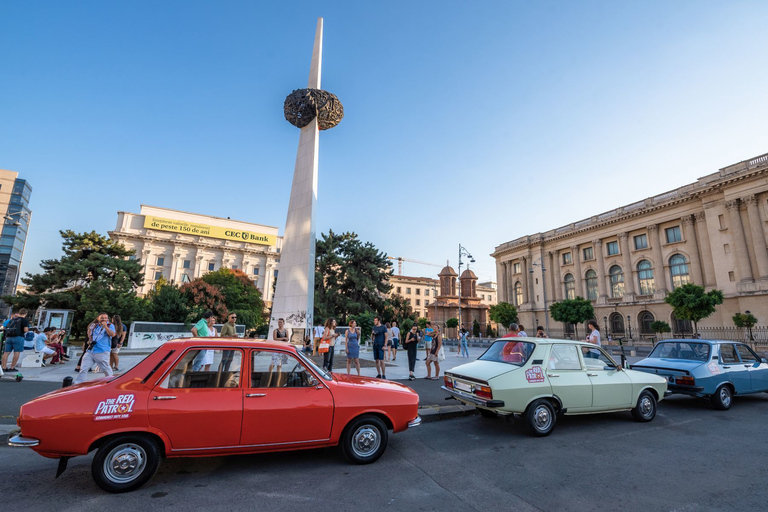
[548,251,558,302]
[572,245,583,298]
[694,212,716,287]
[726,199,754,282]
[619,233,635,299]
[594,240,607,300]
[526,250,535,305]
[505,262,513,303]
[171,253,181,284]
[496,261,505,302]
[648,225,668,297]
[195,254,205,279]
[552,250,562,301]
[681,216,703,285]
[743,195,768,279]
[521,256,529,305]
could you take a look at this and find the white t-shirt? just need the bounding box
[589,329,601,346]
[518,331,528,337]
[314,326,324,338]
[391,326,400,340]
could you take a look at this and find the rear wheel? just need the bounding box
[340,415,388,464]
[524,399,556,437]
[711,384,732,410]
[91,434,161,493]
[631,390,657,422]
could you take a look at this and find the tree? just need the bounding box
[489,302,518,331]
[472,319,481,337]
[381,294,416,326]
[350,311,375,341]
[3,230,145,337]
[201,268,266,329]
[549,297,595,339]
[650,320,672,343]
[664,284,724,335]
[733,312,758,341]
[180,280,228,324]
[400,318,415,335]
[446,318,459,329]
[146,283,190,323]
[417,317,428,329]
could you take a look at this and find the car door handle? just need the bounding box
[745,365,753,368]
[153,396,176,400]
[245,393,267,398]
[315,385,325,389]
[547,373,559,378]
[722,366,731,369]
[587,372,598,377]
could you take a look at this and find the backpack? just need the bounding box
[5,317,23,337]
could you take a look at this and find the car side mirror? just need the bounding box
[604,365,617,371]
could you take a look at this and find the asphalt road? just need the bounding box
[3,391,768,511]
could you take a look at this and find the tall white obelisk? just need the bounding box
[269,18,342,342]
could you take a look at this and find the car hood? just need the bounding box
[447,360,520,382]
[25,376,117,403]
[632,358,706,371]
[333,373,417,394]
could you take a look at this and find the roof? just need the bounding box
[439,265,457,276]
[460,269,477,279]
[162,338,299,351]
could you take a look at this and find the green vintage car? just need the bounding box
[442,338,668,436]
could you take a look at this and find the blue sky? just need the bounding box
[2,1,767,284]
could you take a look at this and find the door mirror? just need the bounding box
[603,365,617,371]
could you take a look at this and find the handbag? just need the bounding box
[319,342,330,353]
[438,345,446,362]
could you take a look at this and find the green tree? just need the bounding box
[417,317,428,329]
[350,311,375,341]
[489,302,518,330]
[649,320,672,342]
[472,319,481,337]
[400,318,415,334]
[446,318,459,329]
[3,230,145,337]
[733,312,758,341]
[146,283,190,323]
[549,297,595,339]
[180,280,228,324]
[381,293,416,326]
[201,268,266,329]
[664,284,724,335]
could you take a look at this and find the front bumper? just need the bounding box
[407,416,422,428]
[8,430,39,447]
[441,386,505,408]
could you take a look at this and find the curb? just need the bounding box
[418,404,478,422]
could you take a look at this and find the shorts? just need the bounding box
[392,338,399,349]
[427,353,438,362]
[41,346,56,356]
[111,346,121,354]
[424,340,432,350]
[373,343,385,361]
[4,336,24,353]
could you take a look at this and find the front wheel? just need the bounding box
[340,415,389,464]
[711,385,732,410]
[524,399,556,437]
[91,435,162,493]
[631,390,657,422]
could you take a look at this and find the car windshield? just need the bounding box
[479,340,536,366]
[295,349,333,381]
[648,342,710,362]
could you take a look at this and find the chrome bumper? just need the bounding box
[441,386,505,408]
[8,430,39,447]
[407,416,422,428]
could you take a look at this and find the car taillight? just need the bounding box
[444,376,454,389]
[474,385,493,399]
[676,376,695,386]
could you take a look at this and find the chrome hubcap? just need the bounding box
[640,396,653,417]
[534,405,551,430]
[720,387,731,407]
[104,444,147,483]
[351,426,381,458]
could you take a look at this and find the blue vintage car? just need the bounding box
[631,340,768,410]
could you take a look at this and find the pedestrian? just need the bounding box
[423,321,434,362]
[110,315,127,372]
[268,318,290,386]
[425,324,442,380]
[2,308,30,372]
[75,316,99,372]
[391,321,400,361]
[459,324,470,358]
[74,312,114,384]
[536,325,548,338]
[34,327,56,365]
[321,318,339,372]
[404,324,419,380]
[371,316,388,379]
[587,320,601,346]
[192,312,216,371]
[345,319,361,375]
[313,322,324,356]
[384,322,393,361]
[503,322,519,338]
[191,311,214,337]
[517,324,528,337]
[48,329,69,364]
[220,312,239,371]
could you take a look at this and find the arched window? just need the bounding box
[514,281,523,306]
[637,260,655,295]
[564,273,575,300]
[671,313,692,335]
[610,312,625,335]
[585,270,598,300]
[609,265,624,298]
[670,254,690,289]
[639,311,654,334]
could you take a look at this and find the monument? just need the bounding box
[269,17,343,342]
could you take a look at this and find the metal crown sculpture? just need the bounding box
[283,88,344,130]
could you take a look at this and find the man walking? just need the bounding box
[371,316,388,379]
[220,313,237,370]
[74,312,114,384]
[2,309,29,372]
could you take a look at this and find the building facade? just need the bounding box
[388,274,438,319]
[492,152,768,339]
[110,205,282,304]
[477,281,498,308]
[0,170,32,318]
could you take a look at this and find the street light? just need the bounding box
[530,257,549,336]
[746,310,755,341]
[457,243,475,330]
[603,316,609,341]
[627,315,632,341]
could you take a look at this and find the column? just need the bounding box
[681,216,703,285]
[648,225,668,297]
[521,256,529,304]
[548,251,558,302]
[694,212,716,287]
[593,240,607,300]
[502,262,509,303]
[552,250,562,301]
[743,195,768,279]
[195,254,205,279]
[526,250,535,305]
[618,233,635,298]
[171,253,181,283]
[572,245,583,298]
[726,199,754,282]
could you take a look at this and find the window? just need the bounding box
[564,273,575,300]
[670,254,690,289]
[671,314,692,335]
[416,299,421,306]
[637,260,655,295]
[562,252,572,265]
[639,311,654,334]
[406,287,411,294]
[718,214,726,230]
[157,256,165,266]
[253,267,260,276]
[649,342,710,361]
[585,270,598,300]
[479,340,535,366]
[609,265,624,298]
[416,289,421,295]
[154,271,163,281]
[548,344,582,370]
[208,262,215,271]
[581,346,617,370]
[634,234,648,250]
[128,255,136,261]
[583,247,593,261]
[232,265,238,270]
[425,289,429,296]
[720,344,739,364]
[665,226,682,243]
[736,345,759,363]
[183,260,191,269]
[251,351,318,388]
[161,349,242,388]
[610,313,625,334]
[514,281,523,306]
[606,241,619,256]
[396,286,401,293]
[425,300,429,306]
[273,269,278,278]
[513,262,521,274]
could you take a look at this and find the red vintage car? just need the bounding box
[9,338,421,492]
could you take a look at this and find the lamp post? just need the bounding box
[603,316,609,341]
[457,244,474,330]
[746,310,755,341]
[530,258,550,335]
[627,315,632,342]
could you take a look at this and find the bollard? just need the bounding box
[62,376,73,388]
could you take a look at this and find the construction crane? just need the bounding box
[387,256,443,276]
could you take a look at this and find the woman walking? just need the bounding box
[425,325,443,380]
[390,321,400,361]
[345,319,361,375]
[321,318,339,372]
[110,315,127,371]
[384,322,393,361]
[404,323,419,380]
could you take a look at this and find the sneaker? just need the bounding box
[376,374,382,379]
[409,375,415,381]
[41,362,46,367]
[6,367,19,372]
[382,375,386,380]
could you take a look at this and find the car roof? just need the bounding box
[160,337,298,351]
[493,337,600,347]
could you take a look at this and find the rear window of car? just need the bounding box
[479,340,536,366]
[648,342,710,362]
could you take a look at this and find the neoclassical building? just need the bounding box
[492,152,768,339]
[110,205,283,305]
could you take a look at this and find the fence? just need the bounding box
[697,326,768,345]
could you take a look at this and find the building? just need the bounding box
[0,170,32,318]
[492,152,768,339]
[477,280,498,308]
[388,274,438,319]
[110,205,282,304]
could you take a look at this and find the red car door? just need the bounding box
[148,348,244,450]
[240,349,334,446]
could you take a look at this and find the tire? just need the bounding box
[478,408,497,419]
[91,434,162,493]
[631,390,657,422]
[711,384,732,410]
[340,415,388,464]
[524,399,556,437]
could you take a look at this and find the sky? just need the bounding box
[2,1,768,285]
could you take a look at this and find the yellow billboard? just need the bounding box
[143,215,276,246]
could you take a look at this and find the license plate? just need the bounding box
[455,381,472,393]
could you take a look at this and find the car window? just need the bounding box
[161,349,242,388]
[548,344,582,370]
[251,350,319,388]
[581,346,616,370]
[648,342,710,362]
[479,340,536,366]
[720,344,739,364]
[735,344,759,364]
